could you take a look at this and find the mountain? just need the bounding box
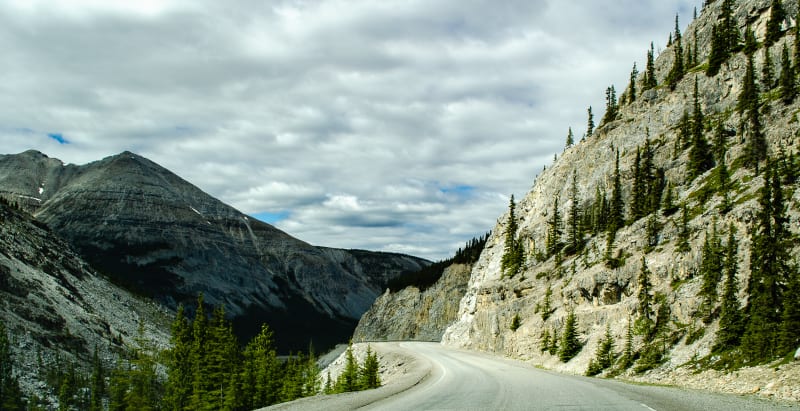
[0,150,428,352]
[0,199,171,402]
[429,0,800,400]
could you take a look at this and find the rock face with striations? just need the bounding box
[0,200,171,402]
[0,150,428,352]
[439,0,800,399]
[353,263,471,342]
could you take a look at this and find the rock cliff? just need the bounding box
[0,150,428,352]
[440,0,800,400]
[0,200,170,403]
[352,263,471,342]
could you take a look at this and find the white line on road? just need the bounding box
[641,404,657,411]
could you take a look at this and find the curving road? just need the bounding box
[262,342,797,411]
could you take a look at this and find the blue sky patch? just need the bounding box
[439,185,475,198]
[253,211,290,224]
[47,133,69,144]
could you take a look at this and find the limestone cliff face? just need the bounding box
[352,263,471,342]
[443,0,800,377]
[0,150,428,352]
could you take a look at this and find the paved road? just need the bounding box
[263,342,797,411]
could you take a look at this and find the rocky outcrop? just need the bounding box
[353,263,471,342]
[0,150,428,352]
[0,201,170,403]
[442,0,799,400]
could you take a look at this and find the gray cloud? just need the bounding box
[0,0,699,260]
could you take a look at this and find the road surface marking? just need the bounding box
[641,404,657,411]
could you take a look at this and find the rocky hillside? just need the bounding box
[441,0,800,401]
[0,200,170,403]
[0,150,428,352]
[353,263,471,342]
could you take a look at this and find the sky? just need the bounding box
[0,0,698,261]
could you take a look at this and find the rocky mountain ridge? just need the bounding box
[0,199,171,404]
[434,0,800,401]
[0,150,428,352]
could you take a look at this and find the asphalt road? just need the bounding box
[262,342,798,411]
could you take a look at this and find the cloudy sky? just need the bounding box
[1,0,697,261]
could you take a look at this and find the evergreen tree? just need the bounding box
[619,316,634,370]
[714,228,743,352]
[541,285,553,321]
[359,345,381,390]
[566,127,574,148]
[609,150,624,233]
[566,170,582,255]
[762,46,774,90]
[602,85,618,124]
[125,321,160,411]
[795,6,800,72]
[662,182,678,216]
[644,42,657,91]
[559,309,582,362]
[765,0,786,47]
[707,0,741,76]
[0,320,25,411]
[189,294,210,410]
[637,257,654,322]
[336,343,360,393]
[586,106,595,138]
[540,329,551,353]
[646,213,661,250]
[743,25,758,56]
[587,323,615,376]
[675,110,692,154]
[164,304,192,411]
[628,63,638,103]
[89,346,105,411]
[501,195,524,277]
[698,223,724,322]
[631,148,645,220]
[676,204,691,253]
[107,360,129,411]
[548,327,559,356]
[779,43,796,103]
[241,324,280,408]
[546,195,563,257]
[666,15,685,90]
[688,77,714,179]
[740,54,767,170]
[779,265,800,354]
[742,161,791,362]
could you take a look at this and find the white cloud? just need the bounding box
[0,0,699,260]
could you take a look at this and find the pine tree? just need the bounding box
[707,0,741,76]
[566,127,574,148]
[765,0,786,47]
[795,7,800,72]
[125,321,160,411]
[779,43,796,103]
[698,223,724,322]
[540,329,551,353]
[164,304,192,411]
[762,46,775,90]
[586,106,595,138]
[501,195,524,277]
[628,63,638,103]
[714,228,742,352]
[336,343,360,393]
[241,324,280,408]
[743,24,758,56]
[602,85,618,124]
[662,182,678,216]
[559,309,582,362]
[631,148,645,220]
[667,14,685,90]
[548,327,559,355]
[546,195,562,257]
[688,77,714,179]
[359,345,381,390]
[675,110,692,154]
[587,323,616,376]
[619,316,634,370]
[644,42,657,91]
[566,170,582,255]
[676,204,691,253]
[609,150,624,233]
[541,284,553,321]
[778,265,800,354]
[0,320,26,411]
[740,54,767,170]
[89,346,105,411]
[637,257,654,322]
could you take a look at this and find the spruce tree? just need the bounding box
[89,346,105,411]
[688,77,714,179]
[336,343,360,393]
[566,127,574,148]
[559,309,582,362]
[541,284,553,321]
[609,150,624,233]
[586,323,615,375]
[602,85,618,124]
[540,329,551,353]
[546,195,563,257]
[501,195,523,277]
[628,63,638,103]
[359,345,381,390]
[586,106,595,138]
[566,170,582,255]
[631,148,645,220]
[698,223,723,322]
[189,294,209,409]
[676,204,691,253]
[762,46,774,90]
[637,257,654,322]
[714,228,742,352]
[779,43,796,104]
[164,304,192,411]
[743,25,758,56]
[667,14,685,90]
[765,0,786,47]
[644,42,657,91]
[778,265,800,354]
[619,316,634,369]
[0,320,25,411]
[740,54,767,170]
